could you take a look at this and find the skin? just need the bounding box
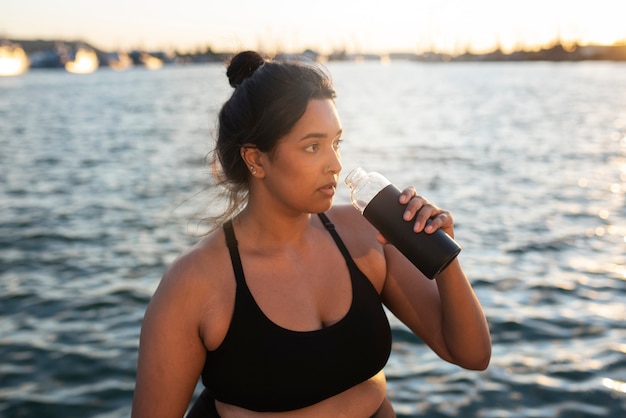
[132,99,491,418]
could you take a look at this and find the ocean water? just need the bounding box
[1,61,625,417]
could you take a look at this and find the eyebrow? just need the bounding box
[298,129,343,141]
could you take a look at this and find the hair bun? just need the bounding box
[226,51,266,88]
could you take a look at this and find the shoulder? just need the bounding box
[326,203,379,236]
[145,227,235,337]
[325,205,388,290]
[160,228,231,296]
[169,229,230,281]
[327,203,388,233]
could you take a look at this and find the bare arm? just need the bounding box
[131,255,209,418]
[380,188,491,370]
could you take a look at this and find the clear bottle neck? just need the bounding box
[344,167,390,213]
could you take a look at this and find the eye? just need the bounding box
[333,138,343,150]
[305,143,320,153]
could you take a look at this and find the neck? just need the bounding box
[235,205,316,247]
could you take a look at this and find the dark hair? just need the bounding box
[207,51,336,226]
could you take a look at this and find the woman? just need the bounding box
[132,51,491,418]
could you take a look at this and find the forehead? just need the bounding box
[289,99,341,136]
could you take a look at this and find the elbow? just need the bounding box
[461,345,492,371]
[460,328,492,371]
[453,354,490,371]
[449,340,491,371]
[466,351,491,371]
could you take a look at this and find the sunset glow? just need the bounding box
[108,52,133,71]
[65,47,98,74]
[1,0,625,55]
[139,53,163,70]
[0,43,29,76]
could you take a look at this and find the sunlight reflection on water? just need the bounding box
[1,62,626,417]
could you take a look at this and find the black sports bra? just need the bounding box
[199,213,392,412]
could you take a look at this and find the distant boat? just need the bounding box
[65,46,98,74]
[140,52,163,70]
[106,52,133,71]
[0,41,29,76]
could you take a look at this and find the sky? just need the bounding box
[2,0,626,55]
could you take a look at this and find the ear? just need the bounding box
[240,146,265,178]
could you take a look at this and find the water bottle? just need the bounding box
[344,167,461,279]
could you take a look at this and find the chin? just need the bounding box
[308,200,334,214]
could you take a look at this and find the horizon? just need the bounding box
[2,1,626,55]
[5,35,626,58]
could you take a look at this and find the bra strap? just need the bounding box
[223,220,246,285]
[317,213,354,262]
[226,215,353,283]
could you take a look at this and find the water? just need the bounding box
[1,61,625,417]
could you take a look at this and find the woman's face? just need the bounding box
[259,98,343,215]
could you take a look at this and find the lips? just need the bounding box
[319,181,337,196]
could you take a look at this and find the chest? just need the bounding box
[240,245,352,332]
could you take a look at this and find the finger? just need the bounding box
[403,195,428,221]
[424,210,454,234]
[398,187,417,204]
[413,204,439,232]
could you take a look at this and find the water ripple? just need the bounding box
[2,62,626,417]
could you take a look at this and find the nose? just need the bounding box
[326,147,342,174]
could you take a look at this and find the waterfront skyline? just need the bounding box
[2,0,626,55]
